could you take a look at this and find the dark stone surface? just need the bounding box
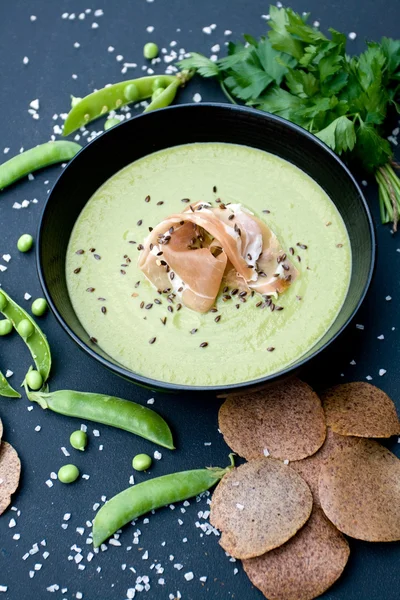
[0,1,399,599]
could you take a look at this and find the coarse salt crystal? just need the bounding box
[386,295,392,301]
[147,398,155,404]
[23,56,29,64]
[263,448,270,457]
[21,200,30,208]
[379,369,387,376]
[0,265,7,272]
[348,32,357,40]
[91,22,99,29]
[5,370,13,378]
[76,593,83,599]
[93,429,100,437]
[377,334,385,340]
[43,551,49,559]
[108,46,114,52]
[61,447,70,457]
[366,375,373,381]
[80,424,87,432]
[13,533,20,540]
[236,503,244,511]
[0,586,7,593]
[3,148,10,154]
[74,42,80,48]
[356,324,364,330]
[283,459,289,465]
[174,563,183,570]
[193,93,202,103]
[202,26,212,34]
[45,480,53,488]
[154,451,162,460]
[184,572,194,581]
[9,518,16,528]
[142,550,148,559]
[94,9,104,16]
[2,255,11,263]
[146,26,154,33]
[34,426,41,432]
[24,293,32,300]
[224,30,232,35]
[211,44,220,52]
[116,55,124,62]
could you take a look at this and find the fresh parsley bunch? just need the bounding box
[178,6,400,228]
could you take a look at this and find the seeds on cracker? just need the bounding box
[0,442,21,516]
[291,429,360,506]
[218,378,326,461]
[321,382,400,438]
[319,439,400,541]
[210,458,313,559]
[243,507,350,600]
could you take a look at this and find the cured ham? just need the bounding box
[138,202,298,313]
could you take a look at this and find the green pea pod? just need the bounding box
[92,454,235,547]
[62,75,178,136]
[0,290,51,381]
[0,370,21,399]
[25,388,174,450]
[144,79,181,113]
[0,141,81,190]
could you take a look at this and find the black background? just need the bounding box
[0,1,399,599]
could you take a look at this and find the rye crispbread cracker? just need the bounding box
[210,458,312,559]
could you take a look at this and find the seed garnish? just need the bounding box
[181,198,190,203]
[137,244,144,251]
[190,328,197,334]
[262,209,270,214]
[297,242,308,249]
[215,315,221,323]
[101,306,107,314]
[256,301,262,308]
[74,267,81,274]
[213,185,217,193]
[145,303,153,310]
[137,220,143,226]
[161,317,167,325]
[157,201,164,205]
[223,286,229,293]
[231,288,239,296]
[149,337,156,344]
[145,195,151,203]
[228,214,235,220]
[94,254,101,260]
[135,281,141,288]
[98,297,106,301]
[129,240,136,244]
[86,287,95,292]
[239,291,247,297]
[120,270,126,275]
[210,307,218,313]
[267,346,275,352]
[289,247,294,255]
[89,248,95,252]
[200,342,208,348]
[336,243,343,248]
[297,255,301,263]
[176,303,182,311]
[167,306,173,313]
[154,299,162,305]
[89,336,97,344]
[76,249,84,255]
[140,301,144,309]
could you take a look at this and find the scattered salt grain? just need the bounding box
[61,447,70,457]
[263,448,270,457]
[356,324,364,330]
[366,375,373,381]
[13,533,20,540]
[108,46,115,52]
[147,398,155,404]
[377,334,385,340]
[74,42,81,48]
[236,503,244,511]
[0,587,7,593]
[202,26,212,34]
[2,255,11,263]
[193,93,202,103]
[45,480,53,488]
[154,451,162,460]
[348,32,357,40]
[80,424,87,432]
[5,370,13,378]
[146,26,155,33]
[224,30,232,35]
[30,99,39,110]
[283,459,289,465]
[386,295,392,301]
[91,22,99,29]
[184,572,194,581]
[24,293,32,300]
[0,265,7,272]
[379,369,387,376]
[116,55,124,62]
[34,426,41,432]
[9,519,16,528]
[43,551,49,559]
[93,429,100,437]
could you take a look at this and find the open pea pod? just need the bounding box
[62,74,178,136]
[0,369,21,398]
[0,290,51,382]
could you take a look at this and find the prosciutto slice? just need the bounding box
[138,202,298,313]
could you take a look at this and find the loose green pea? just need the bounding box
[17,318,34,339]
[132,453,152,471]
[70,430,88,451]
[104,117,120,131]
[143,42,159,60]
[17,234,33,253]
[0,319,12,336]
[152,87,165,101]
[152,77,165,92]
[58,464,80,484]
[26,369,43,390]
[31,298,48,317]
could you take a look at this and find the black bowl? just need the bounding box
[37,103,375,393]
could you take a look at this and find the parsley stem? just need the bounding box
[220,81,237,105]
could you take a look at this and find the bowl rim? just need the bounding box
[37,102,376,392]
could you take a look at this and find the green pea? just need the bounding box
[0,319,12,336]
[152,77,165,92]
[132,453,152,471]
[143,42,159,60]
[104,117,120,131]
[17,234,33,253]
[124,83,139,103]
[26,369,43,390]
[152,87,165,101]
[17,318,34,339]
[58,464,80,484]
[31,298,48,317]
[70,430,88,451]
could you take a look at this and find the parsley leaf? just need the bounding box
[177,53,220,78]
[354,120,392,171]
[316,116,356,154]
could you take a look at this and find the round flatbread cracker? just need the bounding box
[0,418,3,445]
[321,382,400,438]
[0,442,21,516]
[218,378,326,461]
[319,439,400,541]
[291,429,360,506]
[210,458,313,559]
[243,506,350,600]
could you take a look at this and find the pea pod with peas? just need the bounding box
[92,454,235,547]
[62,70,193,136]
